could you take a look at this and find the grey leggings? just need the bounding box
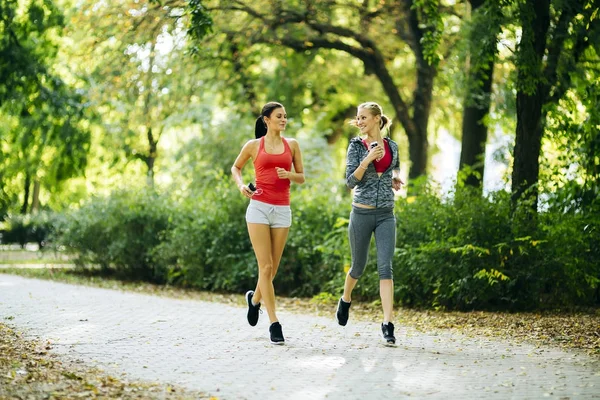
[348,206,396,280]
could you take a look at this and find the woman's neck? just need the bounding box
[366,129,382,142]
[266,130,281,139]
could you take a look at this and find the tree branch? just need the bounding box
[546,4,595,104]
[543,5,574,100]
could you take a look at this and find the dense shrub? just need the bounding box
[393,185,600,310]
[154,177,351,296]
[48,180,599,310]
[53,189,174,283]
[278,179,349,296]
[152,179,257,291]
[1,211,57,248]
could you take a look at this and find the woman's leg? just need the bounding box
[252,227,289,305]
[374,212,396,323]
[344,210,374,301]
[247,223,279,323]
[379,279,394,323]
[337,209,375,326]
[342,274,359,303]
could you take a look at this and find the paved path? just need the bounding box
[1,274,599,400]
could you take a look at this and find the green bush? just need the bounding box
[279,179,349,296]
[153,179,256,291]
[154,177,351,297]
[393,185,599,310]
[1,211,58,248]
[54,189,174,282]
[49,179,599,310]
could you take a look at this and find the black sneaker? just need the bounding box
[335,297,351,326]
[381,322,396,345]
[245,290,261,326]
[269,322,285,345]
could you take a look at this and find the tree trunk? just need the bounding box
[410,63,436,182]
[326,105,357,144]
[31,180,41,212]
[146,126,157,187]
[511,0,550,209]
[459,0,497,191]
[459,58,494,189]
[395,0,439,182]
[512,91,545,203]
[21,173,31,214]
[146,157,155,187]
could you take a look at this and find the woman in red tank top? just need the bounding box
[231,102,305,345]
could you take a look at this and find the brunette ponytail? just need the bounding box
[255,116,267,139]
[254,101,284,139]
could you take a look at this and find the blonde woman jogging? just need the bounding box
[336,102,403,345]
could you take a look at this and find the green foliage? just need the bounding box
[152,180,255,290]
[46,178,599,310]
[53,189,174,282]
[278,178,349,296]
[0,0,91,219]
[541,48,600,213]
[537,209,600,305]
[412,0,444,67]
[1,211,58,248]
[393,186,599,310]
[155,176,350,296]
[187,0,213,47]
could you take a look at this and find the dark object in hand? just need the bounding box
[248,183,256,192]
[369,142,378,149]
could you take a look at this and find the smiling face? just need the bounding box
[355,106,380,135]
[264,107,287,132]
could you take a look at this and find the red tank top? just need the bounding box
[253,137,293,205]
[363,139,392,172]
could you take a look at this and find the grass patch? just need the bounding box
[0,260,73,265]
[0,249,73,264]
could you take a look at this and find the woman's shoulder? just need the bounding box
[242,138,261,151]
[348,136,364,147]
[283,137,303,151]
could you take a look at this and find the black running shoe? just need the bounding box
[381,322,396,345]
[245,290,261,326]
[269,322,285,345]
[335,297,351,326]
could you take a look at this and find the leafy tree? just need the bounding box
[0,0,90,218]
[188,0,461,182]
[541,45,600,213]
[457,0,507,190]
[64,0,208,186]
[512,0,599,214]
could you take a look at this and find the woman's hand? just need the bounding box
[368,145,384,162]
[276,167,291,179]
[392,177,404,191]
[239,184,254,198]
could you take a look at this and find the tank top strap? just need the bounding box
[258,136,265,152]
[282,137,291,154]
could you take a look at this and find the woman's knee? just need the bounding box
[348,264,365,280]
[259,263,275,278]
[378,263,393,280]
